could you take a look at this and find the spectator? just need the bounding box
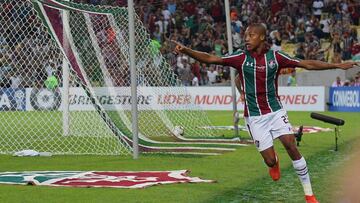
[232,26,242,50]
[287,70,297,86]
[154,15,168,36]
[207,65,218,85]
[271,0,285,16]
[214,39,226,57]
[216,66,224,83]
[312,0,324,20]
[312,21,324,40]
[167,0,177,15]
[327,32,342,63]
[177,57,192,86]
[10,74,21,88]
[191,74,199,86]
[354,75,360,86]
[331,76,344,87]
[320,14,331,39]
[295,22,306,43]
[183,0,197,17]
[343,79,351,86]
[196,39,212,53]
[348,0,359,25]
[270,30,282,51]
[342,31,353,61]
[349,27,358,42]
[294,43,306,60]
[199,63,208,85]
[348,78,355,86]
[210,0,223,23]
[0,59,11,88]
[222,66,230,81]
[285,17,295,42]
[351,38,360,61]
[152,26,162,43]
[191,61,201,83]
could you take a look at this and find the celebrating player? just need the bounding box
[172,24,358,203]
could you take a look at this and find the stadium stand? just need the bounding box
[0,0,359,88]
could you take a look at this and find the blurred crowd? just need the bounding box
[80,0,360,86]
[131,0,359,86]
[331,71,360,87]
[0,0,359,88]
[0,1,61,88]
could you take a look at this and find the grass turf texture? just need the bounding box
[0,111,242,155]
[0,111,359,203]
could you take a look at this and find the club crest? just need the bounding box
[268,60,276,69]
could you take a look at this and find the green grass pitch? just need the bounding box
[0,111,359,203]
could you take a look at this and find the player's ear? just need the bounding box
[260,35,265,41]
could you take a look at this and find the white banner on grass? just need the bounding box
[25,86,325,111]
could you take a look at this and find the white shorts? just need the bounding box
[245,109,293,152]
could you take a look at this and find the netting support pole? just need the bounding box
[224,0,239,138]
[335,126,339,151]
[128,0,139,159]
[62,1,70,136]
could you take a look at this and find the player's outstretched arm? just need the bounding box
[171,40,224,65]
[298,60,359,70]
[235,74,245,103]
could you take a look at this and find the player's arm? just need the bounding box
[297,60,359,70]
[235,74,245,103]
[172,40,224,65]
[234,74,242,92]
[276,51,359,70]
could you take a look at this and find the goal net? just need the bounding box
[0,0,219,155]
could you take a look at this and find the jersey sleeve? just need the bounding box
[221,50,245,70]
[275,51,300,69]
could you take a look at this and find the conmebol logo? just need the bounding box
[332,90,360,107]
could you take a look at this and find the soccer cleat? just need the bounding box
[305,195,319,203]
[268,154,280,181]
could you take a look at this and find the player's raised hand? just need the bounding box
[336,61,360,70]
[171,40,187,54]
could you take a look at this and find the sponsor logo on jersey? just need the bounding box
[245,62,254,67]
[256,65,266,72]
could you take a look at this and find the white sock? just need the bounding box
[292,157,313,196]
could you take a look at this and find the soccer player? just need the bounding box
[172,24,358,203]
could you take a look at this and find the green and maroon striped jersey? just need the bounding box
[222,48,300,117]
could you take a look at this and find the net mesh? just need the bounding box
[0,0,130,155]
[57,0,218,138]
[0,0,219,155]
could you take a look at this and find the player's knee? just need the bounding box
[264,157,277,167]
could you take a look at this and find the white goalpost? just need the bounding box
[62,0,70,137]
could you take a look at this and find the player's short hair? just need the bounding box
[248,23,267,35]
[247,23,267,41]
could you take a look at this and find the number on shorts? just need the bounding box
[281,115,289,124]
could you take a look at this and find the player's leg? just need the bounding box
[278,134,301,160]
[259,146,280,181]
[245,115,280,181]
[279,134,318,203]
[259,146,277,167]
[271,109,318,203]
